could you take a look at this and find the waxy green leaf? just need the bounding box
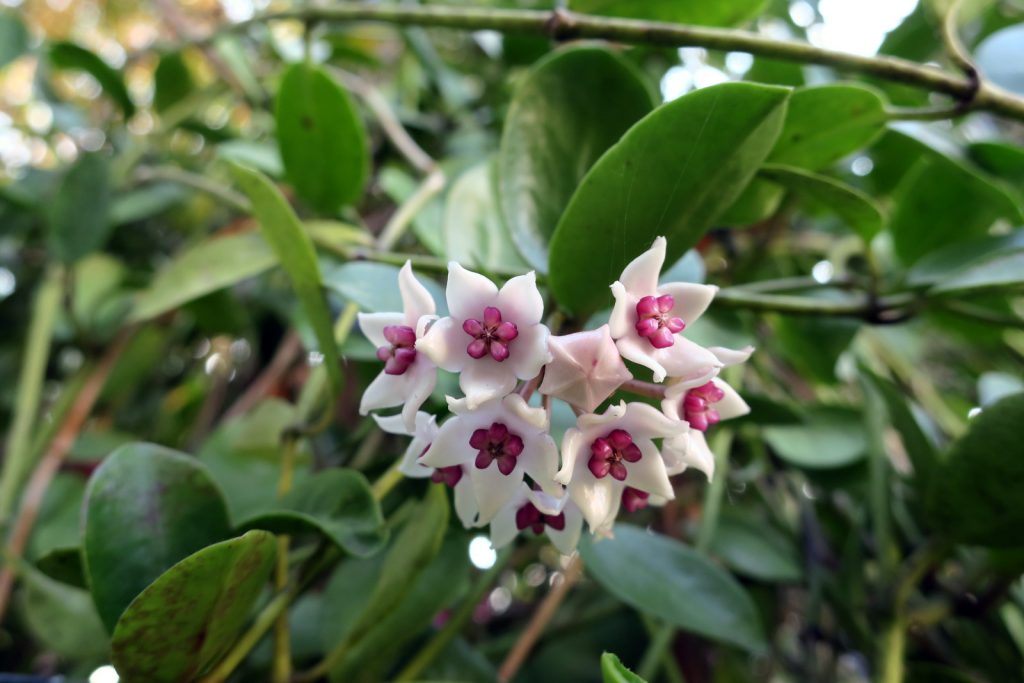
[498,46,654,271]
[276,62,368,213]
[709,509,803,582]
[49,42,135,117]
[601,652,647,683]
[132,231,277,321]
[549,82,790,315]
[760,163,884,240]
[228,161,343,393]
[445,161,528,273]
[580,525,767,652]
[48,152,113,263]
[111,531,277,682]
[239,469,387,557]
[82,443,232,632]
[763,406,867,468]
[570,0,765,27]
[768,84,887,170]
[19,563,109,666]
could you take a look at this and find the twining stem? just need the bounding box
[193,3,1024,122]
[497,553,585,683]
[0,327,135,622]
[0,265,63,525]
[393,550,514,681]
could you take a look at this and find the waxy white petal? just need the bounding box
[623,441,675,499]
[619,236,665,295]
[507,323,552,383]
[470,461,525,523]
[357,311,406,348]
[708,345,755,367]
[415,316,468,373]
[453,477,480,529]
[540,326,632,413]
[546,502,584,555]
[657,282,718,327]
[608,281,635,340]
[419,414,476,468]
[446,262,498,321]
[497,271,544,325]
[568,473,620,531]
[399,261,436,325]
[460,358,519,409]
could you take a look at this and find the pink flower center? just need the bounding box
[683,381,725,432]
[622,486,650,513]
[635,294,685,349]
[515,502,566,535]
[470,422,524,475]
[588,428,642,481]
[376,325,417,375]
[430,465,463,488]
[463,306,518,362]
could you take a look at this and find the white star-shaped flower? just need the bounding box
[419,393,560,523]
[609,237,723,383]
[538,325,632,413]
[373,411,478,528]
[556,401,684,533]
[660,376,750,480]
[488,484,583,556]
[416,263,551,409]
[357,261,438,431]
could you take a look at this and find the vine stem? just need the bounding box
[497,553,585,682]
[194,2,1024,122]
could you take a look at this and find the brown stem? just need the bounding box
[223,331,304,421]
[0,326,135,621]
[620,379,668,400]
[497,553,584,683]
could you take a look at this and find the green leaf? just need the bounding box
[111,183,188,225]
[717,177,784,227]
[709,509,803,582]
[322,261,447,315]
[239,469,387,557]
[276,62,368,213]
[760,163,884,241]
[48,152,113,263]
[82,443,232,632]
[49,41,135,117]
[131,231,276,321]
[864,371,938,488]
[930,249,1024,296]
[445,160,528,273]
[228,161,343,393]
[927,393,1024,547]
[763,406,867,469]
[27,472,85,563]
[497,46,654,271]
[110,531,277,683]
[19,563,109,665]
[569,0,765,27]
[968,142,1024,182]
[378,166,445,257]
[198,399,310,523]
[579,525,767,653]
[35,546,86,589]
[768,84,887,170]
[153,51,194,113]
[601,652,647,683]
[549,82,789,315]
[889,155,1022,265]
[907,232,1024,288]
[975,24,1024,96]
[0,11,30,70]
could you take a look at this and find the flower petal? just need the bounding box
[656,337,722,384]
[454,477,481,528]
[508,323,552,382]
[470,462,525,523]
[372,412,408,436]
[708,345,754,367]
[358,312,406,348]
[714,378,750,421]
[359,372,406,414]
[446,262,498,322]
[568,474,620,531]
[399,361,437,432]
[619,236,665,295]
[488,500,520,549]
[502,393,550,431]
[460,358,517,409]
[624,441,675,499]
[622,401,687,440]
[608,282,636,339]
[556,427,585,485]
[519,433,561,496]
[546,503,583,555]
[420,414,475,468]
[496,271,544,325]
[657,282,718,327]
[686,431,715,480]
[399,261,436,325]
[416,316,468,373]
[616,334,669,383]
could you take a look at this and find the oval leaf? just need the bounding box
[927,393,1024,547]
[48,152,113,264]
[763,406,867,469]
[82,443,232,632]
[767,84,886,170]
[549,82,789,315]
[709,510,803,582]
[239,469,387,557]
[579,525,767,653]
[570,0,765,27]
[322,261,447,316]
[49,42,135,117]
[445,161,528,272]
[974,24,1024,96]
[131,231,277,321]
[228,161,343,393]
[498,46,654,271]
[111,531,277,682]
[19,563,109,665]
[276,62,368,213]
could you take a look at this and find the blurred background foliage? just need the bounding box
[1,0,1024,682]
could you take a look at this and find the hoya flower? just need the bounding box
[488,484,583,556]
[373,411,478,528]
[419,393,560,523]
[609,237,722,383]
[660,376,750,479]
[358,261,438,431]
[556,401,684,533]
[416,263,551,408]
[539,325,633,413]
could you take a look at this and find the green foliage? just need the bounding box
[600,652,647,683]
[48,42,135,117]
[570,0,765,26]
[48,152,113,263]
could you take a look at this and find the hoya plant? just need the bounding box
[2,1,1024,682]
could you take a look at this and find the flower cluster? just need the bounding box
[358,237,752,554]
